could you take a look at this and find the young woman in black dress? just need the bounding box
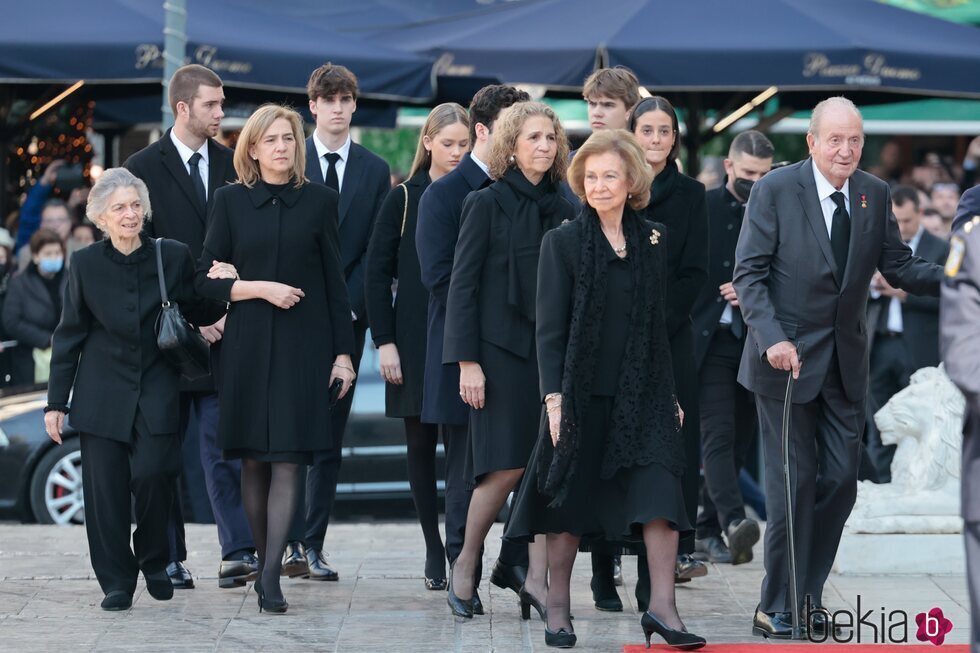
[365,103,469,589]
[443,102,575,618]
[506,130,706,650]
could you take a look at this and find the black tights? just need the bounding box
[405,417,445,579]
[240,459,300,603]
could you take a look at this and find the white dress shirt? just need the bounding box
[883,226,923,333]
[470,152,490,178]
[812,164,850,239]
[312,132,352,192]
[169,130,209,200]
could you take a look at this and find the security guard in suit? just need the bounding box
[940,190,980,653]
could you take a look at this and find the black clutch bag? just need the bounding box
[153,238,211,380]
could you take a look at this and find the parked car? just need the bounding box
[0,340,446,524]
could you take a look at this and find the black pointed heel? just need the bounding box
[255,579,288,614]
[518,585,546,621]
[447,562,473,619]
[544,627,577,648]
[640,611,706,650]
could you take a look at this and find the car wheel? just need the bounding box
[30,439,84,525]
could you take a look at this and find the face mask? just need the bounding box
[38,258,64,275]
[733,177,755,202]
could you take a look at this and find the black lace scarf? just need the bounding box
[538,207,682,507]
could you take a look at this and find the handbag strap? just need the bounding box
[399,183,409,237]
[153,238,170,306]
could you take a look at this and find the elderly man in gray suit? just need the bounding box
[734,97,943,639]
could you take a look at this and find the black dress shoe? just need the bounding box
[219,552,259,588]
[590,575,623,612]
[674,554,708,584]
[694,535,733,564]
[471,588,484,615]
[752,607,794,639]
[281,542,308,578]
[545,627,577,648]
[726,518,760,566]
[100,590,132,611]
[641,611,706,650]
[805,606,841,638]
[145,569,175,601]
[304,548,339,581]
[166,561,195,589]
[489,560,527,595]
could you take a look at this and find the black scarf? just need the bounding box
[648,161,678,208]
[499,167,567,321]
[538,207,682,507]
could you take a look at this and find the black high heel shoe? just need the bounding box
[446,562,473,619]
[255,579,288,614]
[519,584,546,621]
[640,611,706,650]
[544,627,577,648]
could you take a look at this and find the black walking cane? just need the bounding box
[782,341,805,640]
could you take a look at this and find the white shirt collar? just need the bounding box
[170,129,208,166]
[907,225,924,252]
[812,162,849,204]
[470,152,490,178]
[313,132,352,162]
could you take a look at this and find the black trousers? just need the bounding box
[441,422,470,565]
[866,334,910,479]
[81,421,182,596]
[290,320,368,551]
[696,327,757,539]
[757,358,863,614]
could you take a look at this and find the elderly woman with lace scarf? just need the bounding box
[505,130,706,651]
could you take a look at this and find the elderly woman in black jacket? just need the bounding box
[506,130,705,650]
[443,101,575,619]
[3,228,67,385]
[43,167,227,611]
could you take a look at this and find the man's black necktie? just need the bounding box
[187,152,207,209]
[830,191,851,276]
[323,152,341,191]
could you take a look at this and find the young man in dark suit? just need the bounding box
[415,84,530,608]
[286,63,391,581]
[691,131,773,567]
[124,64,256,589]
[865,185,950,479]
[735,97,943,639]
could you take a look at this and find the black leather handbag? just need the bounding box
[153,238,211,380]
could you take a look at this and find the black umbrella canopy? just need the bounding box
[0,0,435,102]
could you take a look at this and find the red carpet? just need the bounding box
[624,645,969,652]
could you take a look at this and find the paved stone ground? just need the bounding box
[0,522,971,651]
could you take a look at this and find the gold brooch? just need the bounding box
[649,228,661,246]
[860,193,868,209]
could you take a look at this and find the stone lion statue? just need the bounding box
[846,365,965,534]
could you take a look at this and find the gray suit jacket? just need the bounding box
[734,158,942,404]
[940,219,980,521]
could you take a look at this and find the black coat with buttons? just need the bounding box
[47,236,225,442]
[691,184,746,370]
[195,182,355,454]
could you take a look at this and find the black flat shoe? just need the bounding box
[255,580,288,614]
[447,563,473,619]
[280,542,308,579]
[425,577,448,591]
[726,518,760,566]
[674,554,708,584]
[144,569,174,601]
[166,561,195,589]
[100,590,132,611]
[641,611,706,650]
[693,535,733,564]
[590,575,623,612]
[751,606,794,639]
[519,584,546,621]
[545,627,577,648]
[489,560,527,596]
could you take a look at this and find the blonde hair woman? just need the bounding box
[365,103,469,590]
[195,104,356,614]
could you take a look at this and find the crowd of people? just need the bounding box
[16,59,977,649]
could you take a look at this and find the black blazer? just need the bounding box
[47,237,224,442]
[196,182,354,453]
[304,137,391,320]
[2,265,66,385]
[691,184,745,369]
[443,180,574,365]
[365,170,431,418]
[124,129,235,393]
[640,168,709,337]
[415,153,488,426]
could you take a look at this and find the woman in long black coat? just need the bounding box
[44,167,226,611]
[366,103,469,590]
[195,105,356,613]
[506,129,706,650]
[630,96,710,599]
[443,102,575,619]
